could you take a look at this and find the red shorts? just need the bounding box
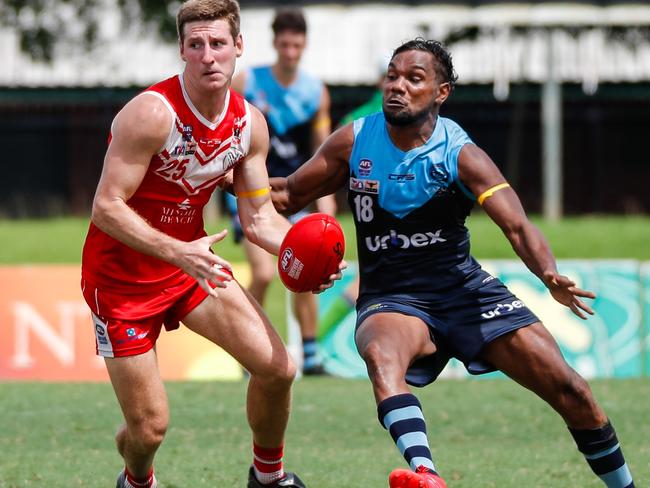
[81,274,210,358]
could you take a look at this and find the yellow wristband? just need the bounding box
[313,116,331,131]
[236,187,270,199]
[477,183,510,205]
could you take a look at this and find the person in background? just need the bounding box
[230,7,336,375]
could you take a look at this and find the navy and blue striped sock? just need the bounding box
[302,337,320,369]
[377,393,436,472]
[569,421,634,488]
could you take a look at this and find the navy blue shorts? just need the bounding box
[355,269,539,387]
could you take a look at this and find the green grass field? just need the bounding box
[1,214,649,487]
[2,213,650,264]
[0,379,648,487]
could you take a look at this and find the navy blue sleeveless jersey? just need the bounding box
[349,113,479,298]
[244,66,323,177]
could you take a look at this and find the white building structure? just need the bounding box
[1,2,650,98]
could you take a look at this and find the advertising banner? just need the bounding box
[642,262,650,376]
[314,260,645,379]
[1,261,646,381]
[0,265,246,382]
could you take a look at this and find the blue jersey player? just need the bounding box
[231,8,335,376]
[271,39,635,488]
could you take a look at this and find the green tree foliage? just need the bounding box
[0,0,178,62]
[117,0,179,42]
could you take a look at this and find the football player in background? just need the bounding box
[229,7,336,375]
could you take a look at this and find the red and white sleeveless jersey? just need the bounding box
[82,74,251,293]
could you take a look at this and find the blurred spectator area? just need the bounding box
[1,1,649,216]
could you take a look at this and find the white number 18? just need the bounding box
[353,194,374,222]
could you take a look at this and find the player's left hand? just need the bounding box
[543,271,595,319]
[313,260,347,294]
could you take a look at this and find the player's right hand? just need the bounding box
[313,260,347,294]
[176,230,233,297]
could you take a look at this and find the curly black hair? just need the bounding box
[392,38,458,90]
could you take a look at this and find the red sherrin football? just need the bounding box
[278,213,345,293]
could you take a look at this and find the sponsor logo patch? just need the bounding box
[364,180,379,194]
[388,173,415,182]
[365,229,446,252]
[350,177,379,194]
[350,178,364,191]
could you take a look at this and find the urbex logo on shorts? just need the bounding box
[365,229,446,251]
[481,300,526,319]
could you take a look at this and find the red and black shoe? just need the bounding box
[247,466,307,487]
[388,465,447,488]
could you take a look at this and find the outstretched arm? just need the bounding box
[91,93,232,296]
[271,123,352,215]
[457,144,595,319]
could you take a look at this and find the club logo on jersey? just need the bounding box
[171,141,196,156]
[177,199,192,211]
[223,143,245,171]
[429,161,446,180]
[232,117,244,143]
[359,159,373,176]
[481,300,526,319]
[388,173,415,182]
[364,180,379,194]
[365,229,446,252]
[350,178,364,191]
[222,118,246,170]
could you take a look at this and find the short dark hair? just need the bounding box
[392,38,458,90]
[177,0,241,43]
[272,8,307,36]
